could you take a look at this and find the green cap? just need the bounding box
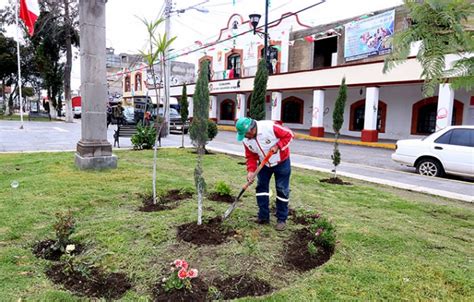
[235,117,253,141]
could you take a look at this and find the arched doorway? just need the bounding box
[225,49,243,79]
[199,55,213,81]
[220,99,236,121]
[134,72,142,91]
[258,41,282,74]
[349,100,387,133]
[124,75,131,92]
[411,97,464,134]
[281,97,304,124]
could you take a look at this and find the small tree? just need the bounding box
[384,0,474,96]
[249,59,268,120]
[179,83,189,148]
[189,61,210,225]
[331,77,347,179]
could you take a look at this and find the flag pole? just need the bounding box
[15,0,24,129]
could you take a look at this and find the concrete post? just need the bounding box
[209,95,217,122]
[187,97,193,118]
[361,87,380,142]
[271,91,282,123]
[75,0,117,169]
[310,90,325,137]
[236,93,246,120]
[436,84,455,131]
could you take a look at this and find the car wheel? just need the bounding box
[416,158,444,177]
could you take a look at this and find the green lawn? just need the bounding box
[0,114,60,122]
[0,149,472,301]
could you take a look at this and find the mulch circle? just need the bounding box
[320,177,352,185]
[139,190,193,212]
[212,274,273,300]
[152,278,208,302]
[292,213,321,225]
[32,239,83,261]
[177,217,236,246]
[284,229,334,271]
[45,263,132,299]
[208,192,234,203]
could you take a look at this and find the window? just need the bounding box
[124,76,131,92]
[220,99,235,121]
[199,56,213,81]
[417,103,437,134]
[349,100,387,132]
[135,73,142,91]
[281,97,304,124]
[227,54,241,78]
[313,37,338,68]
[435,130,452,144]
[450,129,474,147]
[411,97,464,135]
[260,46,280,74]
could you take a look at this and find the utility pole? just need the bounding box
[264,0,269,67]
[164,0,172,135]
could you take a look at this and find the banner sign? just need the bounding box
[344,10,395,62]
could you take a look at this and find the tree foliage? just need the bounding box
[331,77,347,178]
[250,59,268,120]
[384,0,474,96]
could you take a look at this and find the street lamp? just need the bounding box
[249,0,271,74]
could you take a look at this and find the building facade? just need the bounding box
[170,6,472,142]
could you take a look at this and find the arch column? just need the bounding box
[310,90,325,137]
[361,87,380,142]
[436,84,454,131]
[271,91,282,123]
[209,95,217,122]
[236,93,246,120]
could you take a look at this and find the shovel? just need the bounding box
[223,150,275,220]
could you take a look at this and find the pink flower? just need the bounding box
[178,268,188,279]
[174,259,183,268]
[187,269,198,279]
[315,228,323,237]
[181,260,189,270]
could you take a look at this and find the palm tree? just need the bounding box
[384,0,473,96]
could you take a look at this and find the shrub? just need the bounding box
[131,125,156,149]
[163,259,199,292]
[214,181,232,196]
[207,119,218,141]
[53,211,75,251]
[307,217,336,255]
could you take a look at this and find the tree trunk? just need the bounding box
[196,146,204,225]
[63,0,73,123]
[181,127,185,148]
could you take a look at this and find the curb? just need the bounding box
[217,125,396,150]
[207,146,472,203]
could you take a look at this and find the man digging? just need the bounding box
[235,117,294,231]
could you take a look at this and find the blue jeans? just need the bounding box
[256,158,291,223]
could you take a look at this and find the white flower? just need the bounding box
[65,244,76,253]
[162,277,167,283]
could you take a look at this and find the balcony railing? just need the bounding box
[212,63,286,81]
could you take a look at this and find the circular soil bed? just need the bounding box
[152,278,208,302]
[212,274,273,300]
[32,239,83,261]
[46,263,132,299]
[292,213,321,225]
[284,229,334,271]
[320,177,352,185]
[139,190,193,212]
[177,217,236,245]
[208,192,234,203]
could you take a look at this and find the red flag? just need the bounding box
[20,0,40,36]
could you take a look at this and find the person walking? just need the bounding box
[235,117,294,231]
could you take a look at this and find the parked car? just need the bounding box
[151,107,189,133]
[392,126,474,178]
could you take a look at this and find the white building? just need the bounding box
[170,6,472,142]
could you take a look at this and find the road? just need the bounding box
[0,119,472,202]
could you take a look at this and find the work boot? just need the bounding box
[275,221,286,231]
[254,218,269,225]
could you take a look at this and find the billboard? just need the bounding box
[344,10,395,62]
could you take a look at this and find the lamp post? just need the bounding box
[249,0,271,73]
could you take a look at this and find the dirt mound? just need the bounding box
[46,263,131,299]
[320,177,352,185]
[152,278,208,302]
[208,192,234,203]
[163,190,193,202]
[32,240,83,261]
[139,190,193,212]
[177,217,236,245]
[284,229,334,271]
[213,274,273,299]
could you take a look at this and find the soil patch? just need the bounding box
[177,217,236,245]
[213,274,273,300]
[320,177,352,185]
[152,278,208,302]
[45,263,131,299]
[284,229,334,271]
[139,190,193,212]
[292,213,321,225]
[32,239,83,261]
[208,192,234,203]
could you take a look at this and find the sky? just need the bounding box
[0,0,403,90]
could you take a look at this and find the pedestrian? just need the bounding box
[113,102,124,126]
[106,103,112,128]
[235,117,294,231]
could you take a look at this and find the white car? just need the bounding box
[392,126,474,178]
